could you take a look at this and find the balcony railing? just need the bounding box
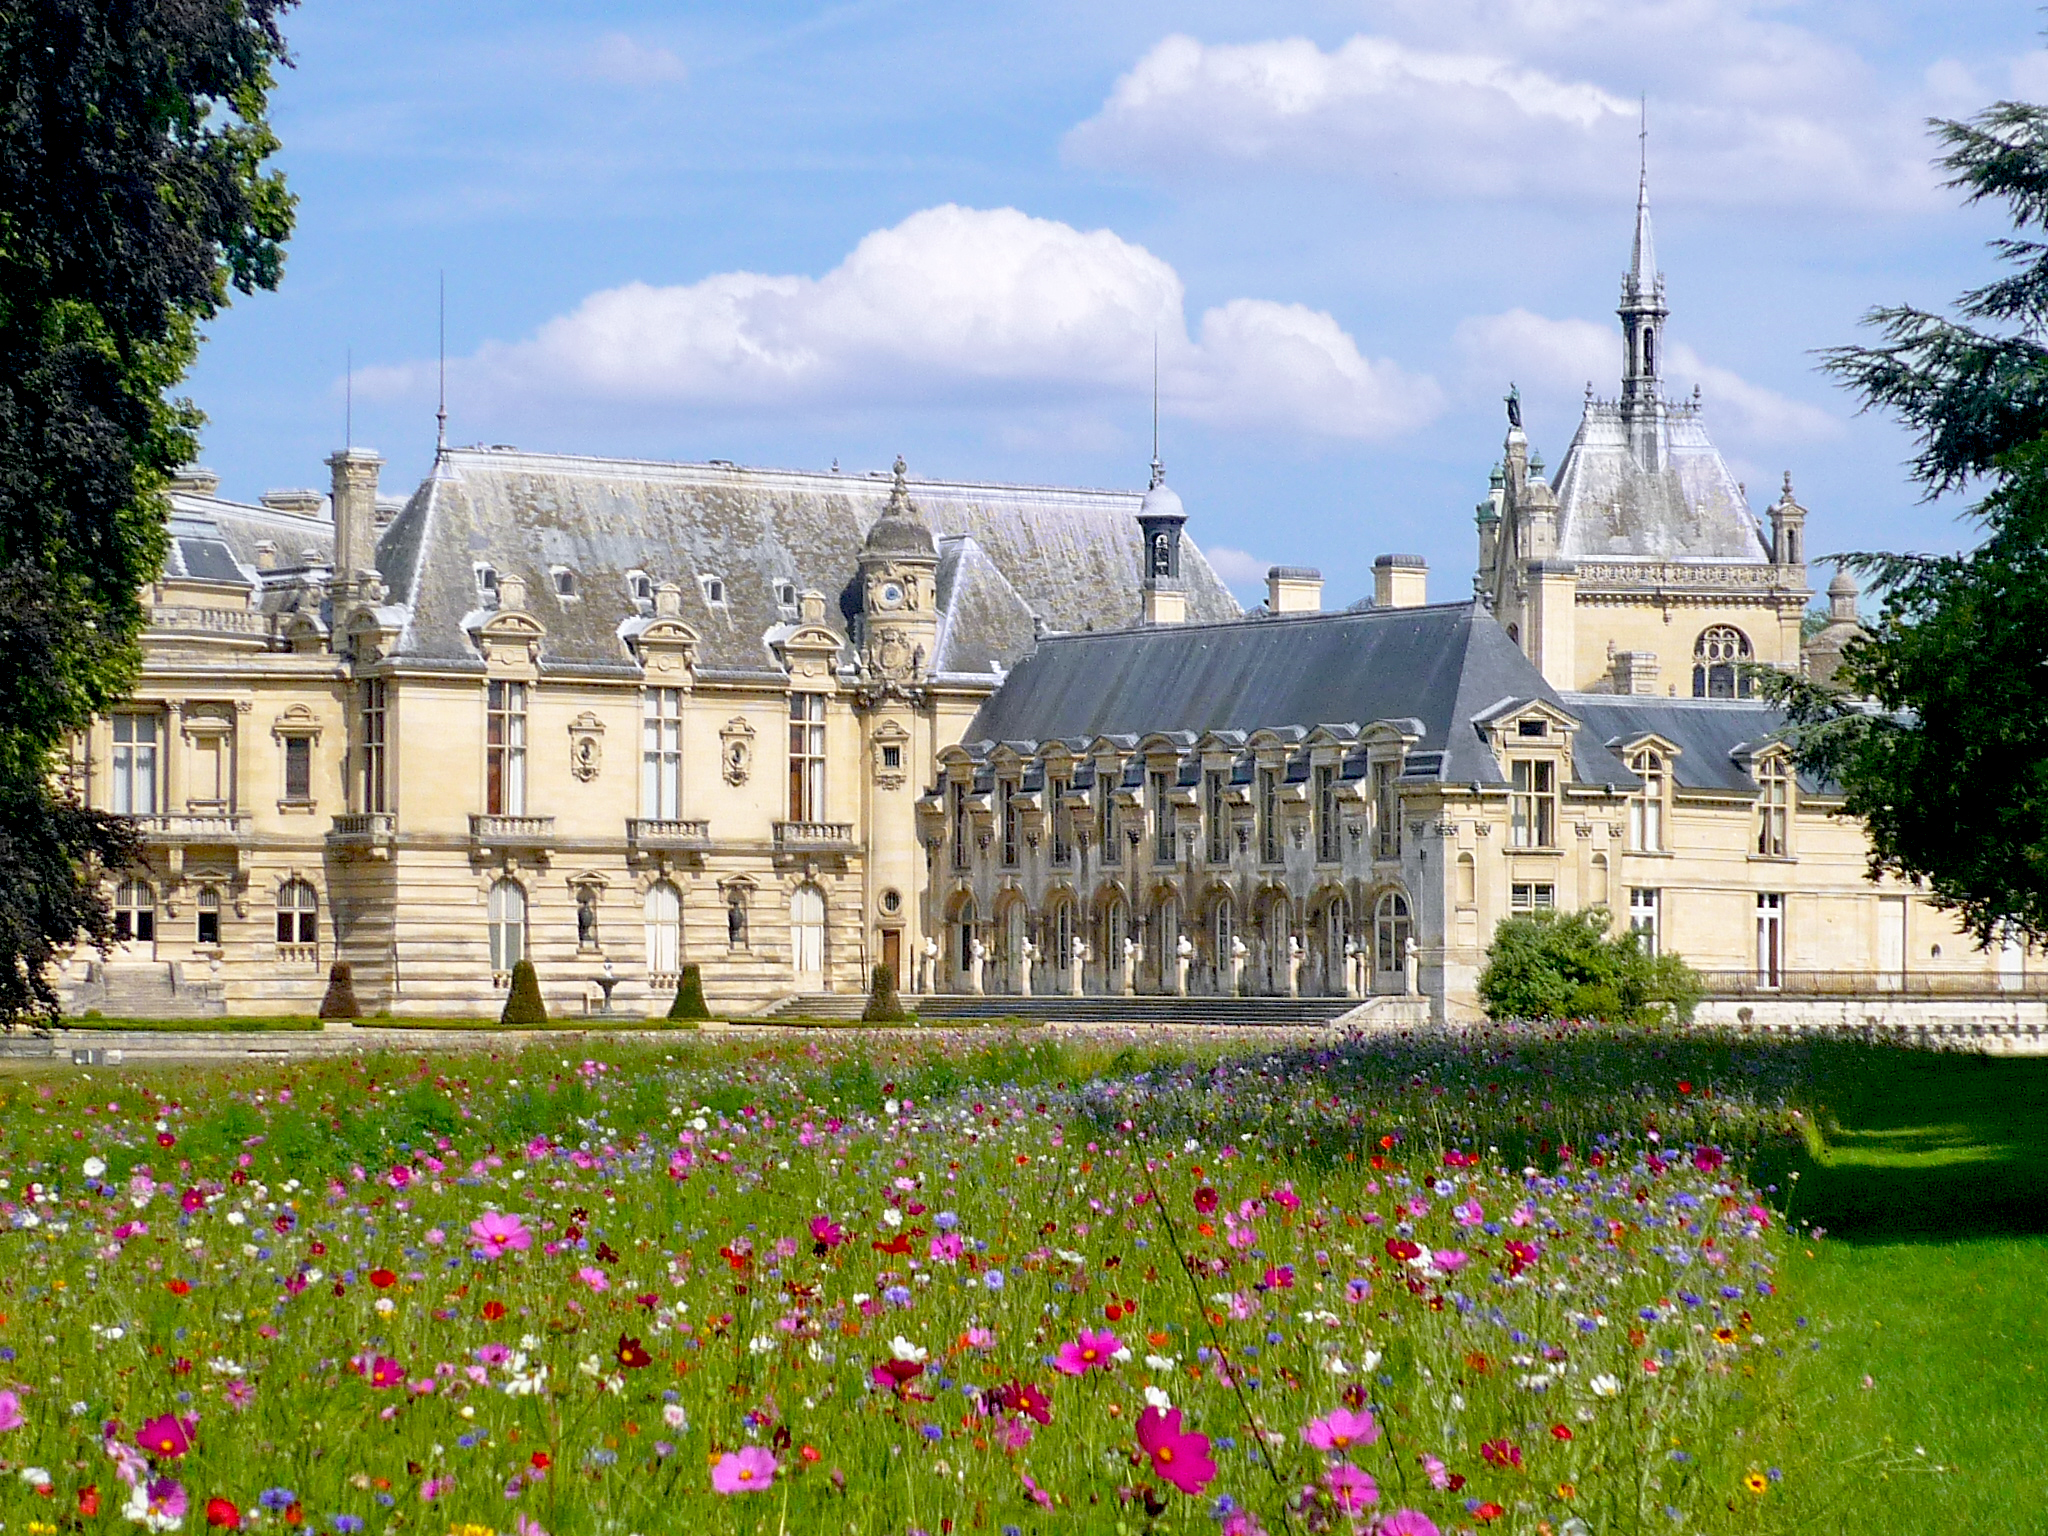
[146,605,271,638]
[1697,969,2048,1001]
[328,812,395,840]
[129,812,251,843]
[626,818,711,852]
[470,814,556,847]
[774,820,858,851]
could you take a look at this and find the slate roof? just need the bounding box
[375,449,1240,678]
[965,601,1562,785]
[1550,401,1771,562]
[1562,694,1821,794]
[163,490,337,619]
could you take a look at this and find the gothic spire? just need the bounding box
[1627,103,1657,301]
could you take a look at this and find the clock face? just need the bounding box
[877,581,905,608]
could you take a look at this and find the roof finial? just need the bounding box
[1149,334,1164,489]
[890,453,908,509]
[435,270,448,455]
[1782,469,1795,501]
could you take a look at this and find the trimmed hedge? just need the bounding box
[318,961,360,1021]
[862,962,911,1023]
[500,959,547,1025]
[668,963,711,1021]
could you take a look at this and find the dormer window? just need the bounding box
[627,571,653,605]
[1517,719,1548,738]
[701,575,726,607]
[775,580,797,607]
[475,563,497,596]
[1509,758,1557,848]
[1755,753,1791,858]
[1628,748,1666,852]
[551,567,578,599]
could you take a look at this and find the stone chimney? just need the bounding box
[260,488,326,518]
[326,447,384,597]
[1373,554,1428,609]
[1266,566,1323,614]
[1609,649,1661,695]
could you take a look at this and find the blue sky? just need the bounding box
[187,1,2044,608]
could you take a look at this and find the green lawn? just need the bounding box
[1756,1050,2048,1533]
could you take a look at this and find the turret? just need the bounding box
[1769,471,1808,570]
[1137,454,1187,626]
[858,455,940,683]
[1618,144,1670,472]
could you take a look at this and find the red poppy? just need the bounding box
[480,1300,507,1322]
[283,1503,303,1527]
[529,1452,552,1471]
[368,1269,398,1290]
[1550,1423,1573,1441]
[871,1234,914,1256]
[205,1497,241,1528]
[615,1334,652,1370]
[165,1279,191,1296]
[77,1486,100,1517]
[1475,1502,1506,1523]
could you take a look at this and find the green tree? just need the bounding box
[862,962,910,1023]
[1778,97,2048,946]
[500,960,546,1026]
[0,0,294,1025]
[668,963,710,1022]
[1477,907,1702,1025]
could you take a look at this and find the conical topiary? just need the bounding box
[501,958,547,1025]
[318,961,360,1021]
[668,962,710,1022]
[862,962,910,1023]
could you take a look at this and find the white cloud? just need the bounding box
[1453,309,1837,445]
[584,32,687,87]
[1066,17,1944,212]
[372,204,1438,443]
[1203,545,1271,587]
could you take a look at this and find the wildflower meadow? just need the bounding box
[0,1029,1987,1535]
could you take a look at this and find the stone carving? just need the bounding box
[720,717,755,785]
[568,711,605,782]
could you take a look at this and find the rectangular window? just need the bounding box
[1205,769,1228,864]
[1510,882,1556,914]
[950,781,971,871]
[1151,770,1173,863]
[642,687,684,818]
[196,888,221,947]
[1755,757,1789,857]
[1629,888,1660,955]
[1628,751,1664,851]
[1315,764,1337,863]
[486,680,527,815]
[1000,779,1020,867]
[190,734,226,807]
[1099,776,1121,866]
[1258,767,1279,864]
[283,736,312,803]
[1374,761,1400,859]
[1756,892,1784,987]
[1509,758,1556,849]
[1049,776,1071,865]
[360,679,388,814]
[111,713,160,815]
[787,693,826,821]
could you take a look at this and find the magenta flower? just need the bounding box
[577,1266,609,1293]
[929,1232,965,1262]
[1135,1406,1217,1495]
[1302,1407,1379,1452]
[141,1477,188,1524]
[136,1413,198,1460]
[1053,1328,1122,1376]
[469,1211,530,1257]
[1431,1249,1469,1274]
[367,1356,406,1389]
[1376,1512,1442,1536]
[0,1389,22,1431]
[808,1214,845,1251]
[1693,1145,1727,1173]
[1322,1462,1378,1512]
[709,1447,777,1494]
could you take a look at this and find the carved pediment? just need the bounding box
[775,623,843,682]
[630,616,699,683]
[471,608,546,668]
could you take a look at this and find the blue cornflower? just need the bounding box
[258,1489,296,1511]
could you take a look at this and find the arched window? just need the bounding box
[1627,748,1666,851]
[1692,626,1753,699]
[1212,895,1234,969]
[1755,754,1790,858]
[1375,891,1411,979]
[275,879,319,945]
[488,879,527,974]
[1323,895,1350,991]
[957,897,978,977]
[196,886,221,947]
[113,879,155,944]
[644,881,681,983]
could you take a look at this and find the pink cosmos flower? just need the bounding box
[1376,1512,1442,1536]
[1322,1462,1378,1512]
[709,1447,777,1494]
[140,1477,188,1525]
[1302,1407,1379,1452]
[367,1356,406,1389]
[136,1413,198,1459]
[929,1232,965,1262]
[1692,1145,1727,1173]
[808,1214,844,1251]
[1431,1249,1469,1274]
[512,1517,548,1536]
[1135,1406,1216,1495]
[1021,1472,1052,1507]
[385,1164,412,1190]
[0,1389,22,1431]
[1053,1328,1122,1376]
[577,1266,609,1293]
[223,1379,255,1411]
[1259,1264,1295,1291]
[1420,1452,1450,1490]
[1454,1199,1484,1227]
[469,1211,530,1257]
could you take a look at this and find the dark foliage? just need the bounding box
[862,962,910,1023]
[0,788,137,1029]
[500,960,546,1026]
[1477,907,1703,1025]
[667,962,709,1021]
[317,961,357,1021]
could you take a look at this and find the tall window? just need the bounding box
[113,879,155,943]
[1756,893,1783,988]
[360,679,388,814]
[189,731,227,807]
[488,879,526,974]
[1509,759,1556,848]
[196,887,221,947]
[1000,779,1020,867]
[1693,626,1754,699]
[283,736,312,804]
[1629,888,1660,955]
[642,688,684,818]
[276,880,319,946]
[1374,762,1400,859]
[1755,755,1790,857]
[1628,749,1665,852]
[1257,767,1279,864]
[486,681,527,815]
[1315,765,1337,863]
[1049,775,1071,865]
[950,782,970,871]
[1099,776,1120,866]
[1150,770,1172,863]
[1375,891,1411,977]
[788,693,826,821]
[111,714,159,815]
[1205,770,1228,864]
[644,881,681,982]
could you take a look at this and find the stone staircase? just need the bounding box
[756,991,1371,1026]
[64,962,225,1020]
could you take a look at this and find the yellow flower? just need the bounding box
[1744,1471,1769,1495]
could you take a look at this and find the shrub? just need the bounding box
[862,962,911,1023]
[318,961,360,1021]
[1478,907,1702,1025]
[668,963,710,1021]
[500,959,547,1026]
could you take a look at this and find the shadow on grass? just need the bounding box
[1753,1051,2048,1243]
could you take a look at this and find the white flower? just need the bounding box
[1111,1346,1133,1364]
[224,1211,246,1227]
[503,1362,549,1397]
[1322,1356,1351,1376]
[662,1403,689,1430]
[21,1467,52,1488]
[374,1297,395,1316]
[1143,1385,1173,1410]
[889,1336,928,1362]
[1144,1354,1178,1372]
[1449,1393,1466,1412]
[1590,1374,1621,1398]
[882,1208,902,1229]
[82,1157,106,1179]
[1360,1350,1382,1373]
[747,1335,776,1356]
[884,1098,901,1117]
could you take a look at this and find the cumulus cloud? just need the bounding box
[370,204,1438,442]
[1066,15,1944,212]
[1453,309,1837,445]
[584,32,687,87]
[1202,545,1272,587]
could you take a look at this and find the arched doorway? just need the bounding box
[790,884,826,989]
[952,895,977,990]
[487,878,526,979]
[1099,892,1127,993]
[1150,890,1180,993]
[644,881,682,989]
[1209,892,1235,994]
[1321,893,1351,996]
[1374,890,1412,995]
[997,897,1028,993]
[1046,897,1076,991]
[1259,890,1292,995]
[113,878,156,953]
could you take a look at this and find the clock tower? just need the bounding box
[858,456,940,685]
